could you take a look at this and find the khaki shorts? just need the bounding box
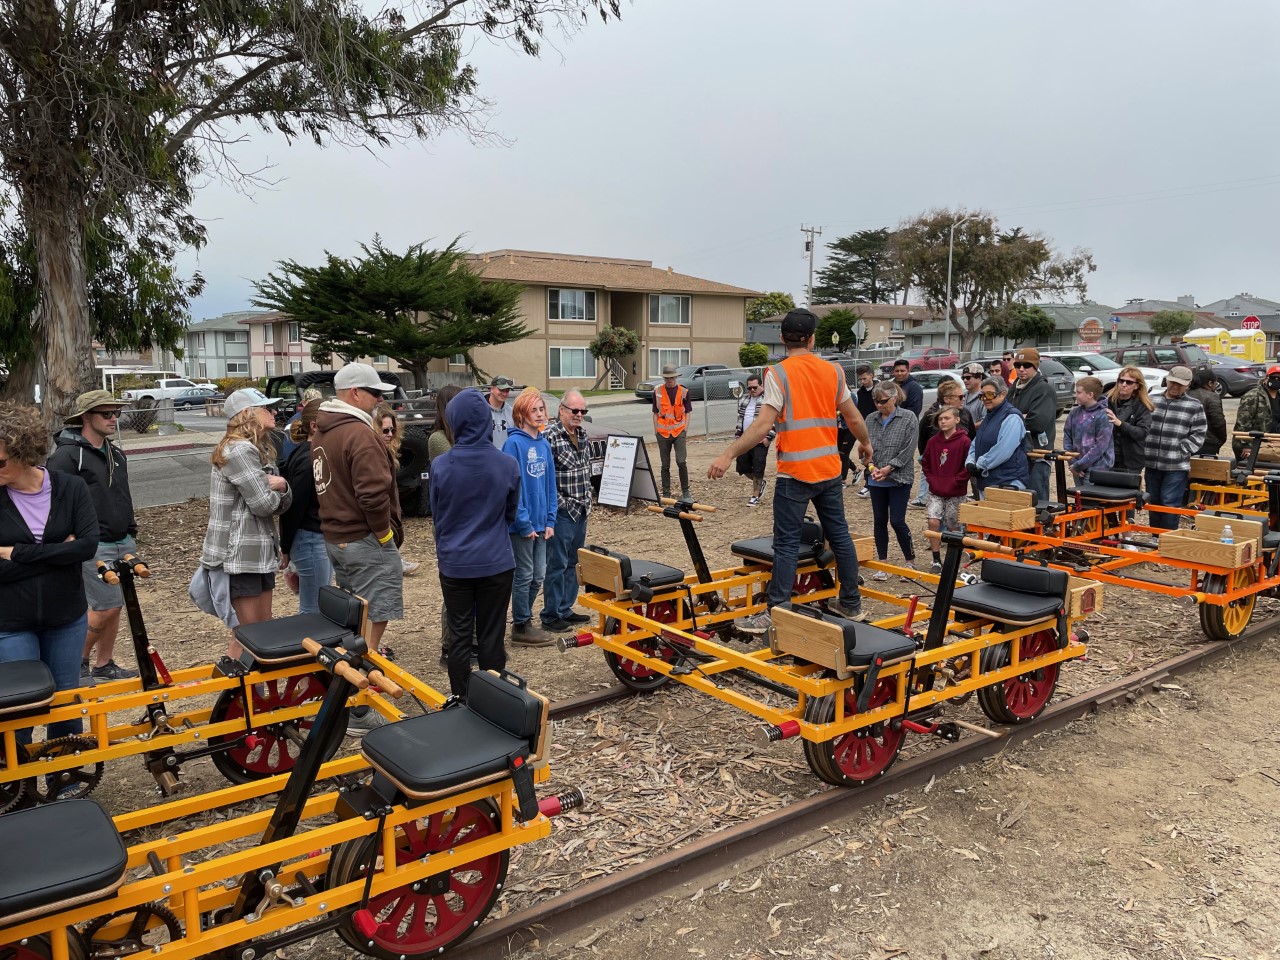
[82,537,136,611]
[326,534,404,623]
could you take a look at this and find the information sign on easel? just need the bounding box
[598,435,659,510]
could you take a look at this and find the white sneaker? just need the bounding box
[857,488,870,499]
[871,570,889,582]
[747,496,760,506]
[738,612,772,635]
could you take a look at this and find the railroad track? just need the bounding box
[453,609,1280,959]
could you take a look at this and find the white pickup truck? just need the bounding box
[119,377,204,404]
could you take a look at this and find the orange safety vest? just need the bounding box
[655,384,689,437]
[770,353,844,483]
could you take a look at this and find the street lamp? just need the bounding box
[945,214,974,355]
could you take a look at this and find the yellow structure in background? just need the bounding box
[1229,329,1267,362]
[1185,327,1231,355]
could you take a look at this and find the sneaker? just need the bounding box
[737,612,772,635]
[909,499,926,509]
[79,659,95,689]
[857,487,870,499]
[747,496,760,507]
[564,612,591,625]
[401,560,421,576]
[758,478,768,500]
[91,660,138,681]
[929,561,943,574]
[511,621,557,647]
[871,570,889,582]
[345,707,388,738]
[680,491,692,502]
[828,599,868,622]
[540,618,572,633]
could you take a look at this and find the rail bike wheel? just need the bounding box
[328,798,508,959]
[976,630,1061,724]
[792,569,835,597]
[1199,567,1258,642]
[802,676,905,787]
[601,601,680,691]
[0,931,89,960]
[209,672,349,785]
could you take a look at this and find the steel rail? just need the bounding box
[451,610,1280,958]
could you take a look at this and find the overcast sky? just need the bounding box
[180,0,1280,319]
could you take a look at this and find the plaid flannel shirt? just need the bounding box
[735,393,776,443]
[546,420,593,521]
[1144,393,1207,472]
[199,440,292,574]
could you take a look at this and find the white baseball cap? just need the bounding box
[334,363,395,393]
[224,388,281,420]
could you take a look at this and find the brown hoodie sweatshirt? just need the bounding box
[311,399,401,545]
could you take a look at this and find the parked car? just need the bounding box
[969,355,1076,414]
[1100,341,1213,375]
[861,341,898,352]
[910,370,964,410]
[119,377,204,405]
[634,363,731,402]
[877,347,959,376]
[1203,353,1266,397]
[1039,351,1165,395]
[172,386,225,408]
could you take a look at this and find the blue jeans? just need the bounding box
[768,475,862,610]
[0,614,88,746]
[290,529,333,615]
[1028,459,1051,504]
[869,483,915,563]
[542,508,588,624]
[1145,468,1189,531]
[510,533,548,625]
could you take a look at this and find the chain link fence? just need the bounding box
[698,368,757,439]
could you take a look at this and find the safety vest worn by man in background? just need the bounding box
[769,354,843,483]
[654,383,689,437]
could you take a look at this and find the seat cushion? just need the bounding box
[622,558,684,590]
[1073,483,1142,502]
[732,520,825,565]
[0,660,56,714]
[362,710,527,796]
[950,559,1067,624]
[0,800,127,923]
[843,622,917,667]
[234,614,357,664]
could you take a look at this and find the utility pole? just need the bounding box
[801,224,823,305]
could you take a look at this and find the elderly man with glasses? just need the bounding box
[964,377,1029,495]
[48,390,139,684]
[734,374,775,505]
[539,390,595,633]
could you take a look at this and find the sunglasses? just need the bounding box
[1002,356,1013,361]
[381,427,395,436]
[564,406,588,416]
[961,374,981,380]
[91,410,120,419]
[980,392,999,400]
[873,397,893,405]
[1116,378,1138,385]
[1013,362,1034,369]
[359,387,384,399]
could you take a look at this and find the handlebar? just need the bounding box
[1233,431,1280,441]
[97,561,119,585]
[1028,449,1079,460]
[302,638,369,690]
[647,504,703,521]
[366,669,405,700]
[923,530,1014,554]
[121,554,150,578]
[659,497,718,513]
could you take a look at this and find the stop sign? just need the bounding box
[1242,315,1262,330]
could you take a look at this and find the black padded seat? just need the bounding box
[1265,532,1280,551]
[951,559,1068,626]
[842,621,917,666]
[584,546,684,592]
[0,800,127,925]
[0,660,56,715]
[1073,468,1144,504]
[361,671,544,799]
[234,585,366,664]
[731,520,829,566]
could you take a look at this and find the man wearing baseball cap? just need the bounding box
[960,362,987,426]
[47,389,138,683]
[1007,347,1057,503]
[311,363,400,734]
[1232,363,1280,456]
[1143,365,1206,531]
[708,308,873,632]
[487,376,516,449]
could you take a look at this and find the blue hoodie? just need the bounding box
[429,390,520,578]
[503,426,556,537]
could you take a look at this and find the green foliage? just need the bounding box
[816,308,862,349]
[1149,310,1195,342]
[739,342,769,367]
[253,238,532,390]
[812,229,899,304]
[214,377,257,394]
[890,209,1095,351]
[983,303,1057,344]
[747,291,796,323]
[588,326,640,363]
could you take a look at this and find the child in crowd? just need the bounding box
[921,406,971,572]
[503,388,557,647]
[1062,376,1114,481]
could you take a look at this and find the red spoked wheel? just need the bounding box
[803,676,905,787]
[329,799,508,959]
[209,672,349,784]
[977,629,1061,724]
[792,569,835,597]
[602,601,680,691]
[0,931,88,960]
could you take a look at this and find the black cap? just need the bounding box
[780,308,818,341]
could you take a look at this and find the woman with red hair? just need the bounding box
[502,389,557,646]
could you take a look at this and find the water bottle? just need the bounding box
[1220,524,1233,545]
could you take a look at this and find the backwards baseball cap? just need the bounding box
[65,389,126,425]
[961,362,986,377]
[489,375,515,389]
[334,363,395,394]
[223,388,281,420]
[1165,365,1193,387]
[1012,347,1040,367]
[780,308,819,342]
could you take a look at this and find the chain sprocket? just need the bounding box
[28,735,104,803]
[0,753,27,814]
[82,902,182,959]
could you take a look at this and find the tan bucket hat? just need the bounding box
[65,389,127,425]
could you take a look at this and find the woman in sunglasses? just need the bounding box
[1104,367,1154,475]
[375,403,421,576]
[279,399,334,614]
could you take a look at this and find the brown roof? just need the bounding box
[236,310,289,325]
[468,249,761,297]
[761,302,943,323]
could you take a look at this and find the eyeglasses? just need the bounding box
[564,407,588,416]
[359,387,384,399]
[1002,355,1013,361]
[1116,378,1138,385]
[979,392,999,400]
[381,427,395,436]
[961,374,981,380]
[873,397,893,405]
[91,410,120,420]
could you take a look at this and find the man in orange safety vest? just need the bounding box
[652,363,692,500]
[709,308,873,633]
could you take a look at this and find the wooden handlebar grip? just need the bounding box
[923,530,1014,554]
[367,670,405,699]
[96,561,120,585]
[659,496,718,512]
[333,661,369,689]
[302,638,322,655]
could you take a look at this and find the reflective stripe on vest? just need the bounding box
[771,354,843,482]
[655,384,688,437]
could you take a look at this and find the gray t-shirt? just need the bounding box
[490,399,515,449]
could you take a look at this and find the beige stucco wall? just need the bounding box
[638,294,748,377]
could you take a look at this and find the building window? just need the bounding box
[198,361,207,377]
[225,330,247,343]
[197,332,206,350]
[290,360,302,374]
[912,335,924,346]
[649,348,690,375]
[263,324,274,345]
[450,354,466,365]
[373,355,387,364]
[891,318,904,332]
[226,361,249,374]
[265,360,275,377]
[288,322,300,343]
[548,288,596,322]
[549,347,591,379]
[649,294,691,325]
